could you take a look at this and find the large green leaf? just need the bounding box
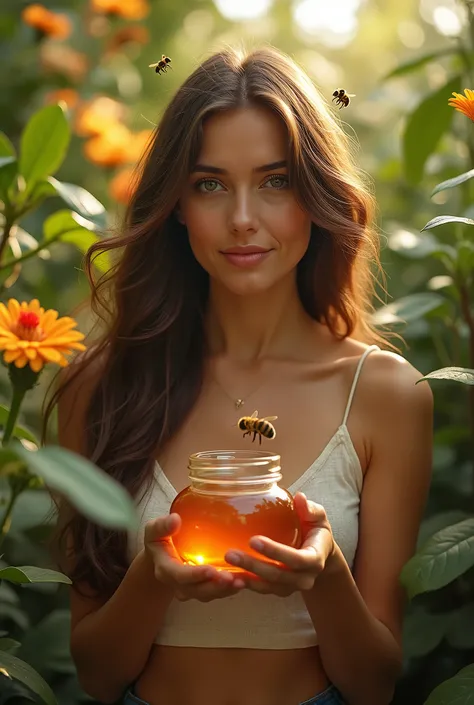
[0,405,38,443]
[43,210,95,243]
[19,104,70,187]
[18,610,74,675]
[13,444,137,530]
[0,566,71,585]
[384,48,457,80]
[0,638,20,654]
[421,215,474,231]
[0,650,57,705]
[403,74,461,185]
[403,608,449,658]
[446,603,474,649]
[417,367,474,385]
[61,229,111,273]
[424,664,474,705]
[372,292,445,326]
[432,168,474,196]
[400,518,474,599]
[48,177,107,231]
[0,132,15,158]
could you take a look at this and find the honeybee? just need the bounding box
[149,55,172,74]
[238,410,278,444]
[332,88,355,109]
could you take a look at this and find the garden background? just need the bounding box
[1,0,474,704]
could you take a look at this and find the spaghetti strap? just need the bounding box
[342,345,380,426]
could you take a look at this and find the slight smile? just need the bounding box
[221,246,272,268]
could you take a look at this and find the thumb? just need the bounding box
[294,492,325,525]
[145,513,181,543]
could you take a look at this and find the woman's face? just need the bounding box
[178,105,312,297]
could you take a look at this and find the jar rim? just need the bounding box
[188,449,281,484]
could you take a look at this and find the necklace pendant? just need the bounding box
[235,399,244,409]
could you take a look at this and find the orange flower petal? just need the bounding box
[3,350,22,363]
[30,357,44,373]
[14,355,29,368]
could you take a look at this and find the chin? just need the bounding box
[219,272,279,296]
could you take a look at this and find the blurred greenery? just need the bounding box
[1,0,474,703]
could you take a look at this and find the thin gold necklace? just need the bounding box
[212,374,264,410]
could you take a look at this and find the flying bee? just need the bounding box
[238,410,278,444]
[149,55,172,75]
[332,88,355,109]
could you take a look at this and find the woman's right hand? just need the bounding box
[144,513,245,602]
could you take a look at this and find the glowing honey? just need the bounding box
[170,450,301,573]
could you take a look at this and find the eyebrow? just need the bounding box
[191,160,287,175]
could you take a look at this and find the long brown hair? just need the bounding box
[43,45,392,597]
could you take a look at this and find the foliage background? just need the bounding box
[1,0,474,703]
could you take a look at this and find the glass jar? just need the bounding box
[170,450,301,573]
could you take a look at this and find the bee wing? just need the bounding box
[250,410,259,418]
[262,416,278,421]
[347,93,356,97]
[148,62,159,68]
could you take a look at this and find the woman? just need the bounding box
[46,46,433,705]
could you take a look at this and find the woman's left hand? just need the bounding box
[224,492,336,596]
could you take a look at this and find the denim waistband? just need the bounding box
[123,683,345,705]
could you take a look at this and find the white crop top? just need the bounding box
[128,345,379,649]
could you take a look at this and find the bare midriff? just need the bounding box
[135,644,329,705]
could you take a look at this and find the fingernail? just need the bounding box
[250,539,264,552]
[226,552,241,565]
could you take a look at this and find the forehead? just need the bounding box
[197,106,288,166]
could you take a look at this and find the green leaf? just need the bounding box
[18,610,73,675]
[418,510,471,548]
[0,405,38,443]
[43,210,95,243]
[400,518,474,598]
[0,159,17,203]
[19,104,70,188]
[0,637,20,654]
[24,179,58,210]
[0,650,57,705]
[446,603,474,649]
[424,663,474,705]
[384,48,457,80]
[0,566,71,585]
[417,367,474,385]
[62,229,111,273]
[455,241,474,277]
[13,444,137,530]
[403,608,449,658]
[11,490,54,532]
[372,292,445,326]
[48,177,107,231]
[0,447,27,478]
[403,74,461,185]
[422,215,474,231]
[432,168,474,196]
[0,132,15,158]
[0,156,15,170]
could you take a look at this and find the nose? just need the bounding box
[228,188,259,234]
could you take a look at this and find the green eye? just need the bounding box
[196,179,221,192]
[266,175,288,189]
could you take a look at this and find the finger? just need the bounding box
[144,513,181,543]
[239,573,295,597]
[148,542,218,585]
[224,550,299,585]
[245,534,324,572]
[294,493,328,526]
[176,573,246,602]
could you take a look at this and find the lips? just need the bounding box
[220,246,272,268]
[222,246,270,255]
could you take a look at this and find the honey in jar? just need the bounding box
[170,450,301,573]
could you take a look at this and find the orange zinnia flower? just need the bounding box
[22,4,72,39]
[448,89,474,122]
[75,96,127,137]
[109,166,139,204]
[0,299,86,373]
[83,124,132,167]
[90,0,150,20]
[126,129,153,163]
[45,88,80,110]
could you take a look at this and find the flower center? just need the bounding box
[15,311,44,341]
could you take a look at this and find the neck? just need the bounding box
[205,274,313,363]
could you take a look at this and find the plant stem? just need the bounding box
[459,282,474,486]
[2,387,26,447]
[0,212,14,267]
[0,486,19,551]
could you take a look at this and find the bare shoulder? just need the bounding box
[360,347,434,414]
